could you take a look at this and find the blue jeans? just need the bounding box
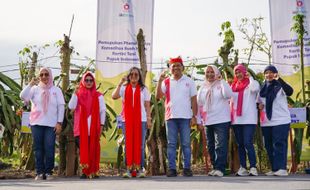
[166,119,191,170]
[31,125,56,175]
[205,122,229,173]
[122,122,147,169]
[232,124,257,168]
[262,124,290,171]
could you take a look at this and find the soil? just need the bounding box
[0,163,208,179]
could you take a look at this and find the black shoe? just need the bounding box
[35,174,45,180]
[80,174,87,179]
[166,169,177,177]
[183,168,193,177]
[93,175,100,179]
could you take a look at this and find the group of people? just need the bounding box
[195,63,293,177]
[20,56,293,180]
[20,68,107,180]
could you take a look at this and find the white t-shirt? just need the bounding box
[68,94,106,136]
[230,77,260,125]
[197,80,232,126]
[259,89,291,127]
[119,85,151,122]
[20,84,65,127]
[161,75,197,120]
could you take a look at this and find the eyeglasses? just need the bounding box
[40,73,49,77]
[84,79,94,83]
[130,73,139,77]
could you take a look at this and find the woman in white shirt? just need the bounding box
[197,65,233,177]
[230,64,260,176]
[20,67,65,180]
[68,72,106,179]
[112,67,151,178]
[259,65,293,176]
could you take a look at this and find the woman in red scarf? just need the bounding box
[68,72,106,179]
[230,64,260,176]
[112,67,151,178]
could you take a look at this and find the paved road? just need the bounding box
[0,175,309,190]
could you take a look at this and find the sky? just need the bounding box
[0,0,271,79]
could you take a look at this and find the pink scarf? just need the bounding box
[30,67,53,123]
[204,65,221,111]
[38,67,53,114]
[198,65,221,122]
[231,64,249,117]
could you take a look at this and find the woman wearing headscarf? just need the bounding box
[112,67,151,178]
[197,65,233,177]
[259,65,293,176]
[20,67,65,180]
[68,72,106,179]
[230,64,260,176]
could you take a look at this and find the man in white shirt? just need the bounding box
[156,56,197,177]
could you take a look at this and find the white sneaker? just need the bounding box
[123,170,131,178]
[213,170,224,177]
[249,167,258,176]
[236,167,249,176]
[208,170,216,176]
[274,169,288,176]
[138,170,145,178]
[265,171,274,176]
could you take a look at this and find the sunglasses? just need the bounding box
[40,73,49,77]
[84,79,94,83]
[130,72,139,77]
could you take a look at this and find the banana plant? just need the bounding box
[0,71,22,157]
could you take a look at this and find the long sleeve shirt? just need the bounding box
[259,78,293,127]
[197,80,233,126]
[230,77,260,125]
[20,84,65,127]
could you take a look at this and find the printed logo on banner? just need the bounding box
[119,1,133,18]
[294,0,306,14]
[123,3,130,11]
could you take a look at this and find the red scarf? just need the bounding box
[164,78,172,120]
[76,72,101,176]
[231,77,250,116]
[124,84,141,167]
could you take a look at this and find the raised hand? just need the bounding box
[274,73,279,80]
[217,74,222,81]
[118,76,127,86]
[159,70,168,82]
[29,77,38,86]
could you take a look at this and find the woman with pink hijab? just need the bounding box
[230,64,260,176]
[20,67,65,180]
[197,65,233,177]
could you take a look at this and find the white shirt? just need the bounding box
[68,94,106,135]
[197,80,232,125]
[20,84,65,127]
[230,77,260,125]
[161,75,197,119]
[119,85,151,122]
[259,89,291,127]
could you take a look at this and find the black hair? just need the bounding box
[126,67,145,90]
